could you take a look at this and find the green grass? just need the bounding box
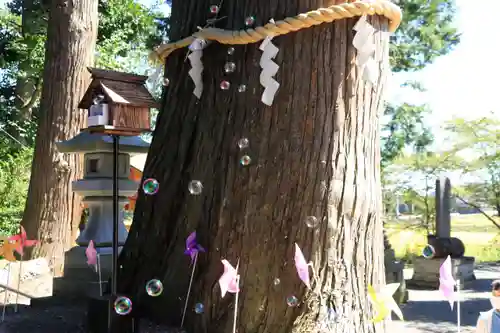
[386,214,500,264]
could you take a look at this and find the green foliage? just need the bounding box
[0,0,165,146]
[381,0,460,168]
[391,0,460,72]
[381,103,434,168]
[0,142,33,234]
[444,117,500,215]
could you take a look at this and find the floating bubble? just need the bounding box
[245,16,255,26]
[188,180,203,195]
[286,295,298,307]
[273,278,280,286]
[114,296,132,316]
[305,216,319,228]
[224,62,236,73]
[240,155,251,166]
[209,5,219,14]
[237,138,249,149]
[227,47,235,55]
[145,279,163,297]
[142,178,159,195]
[162,78,170,86]
[422,244,435,259]
[220,80,231,90]
[194,303,204,314]
[237,84,247,93]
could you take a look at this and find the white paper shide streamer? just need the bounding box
[259,19,280,106]
[352,15,379,85]
[188,38,208,99]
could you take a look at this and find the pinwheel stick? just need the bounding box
[233,275,240,333]
[97,254,103,297]
[456,281,460,333]
[1,264,11,322]
[14,256,23,313]
[181,252,198,327]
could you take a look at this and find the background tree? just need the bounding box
[0,0,164,263]
[20,0,99,274]
[443,116,500,216]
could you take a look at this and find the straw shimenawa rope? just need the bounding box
[150,0,402,63]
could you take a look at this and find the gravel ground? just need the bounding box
[0,264,498,333]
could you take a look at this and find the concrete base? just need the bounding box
[55,246,121,297]
[408,256,476,289]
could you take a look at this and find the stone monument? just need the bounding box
[409,178,475,288]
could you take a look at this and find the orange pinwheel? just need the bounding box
[8,226,37,256]
[0,237,20,262]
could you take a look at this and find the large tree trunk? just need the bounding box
[119,1,390,333]
[21,0,98,276]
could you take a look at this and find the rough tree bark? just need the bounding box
[21,0,98,276]
[119,1,391,333]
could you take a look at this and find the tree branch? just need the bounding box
[454,195,500,230]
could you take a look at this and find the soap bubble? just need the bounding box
[114,296,132,315]
[145,279,163,297]
[245,16,255,26]
[227,47,235,55]
[188,180,203,195]
[237,138,249,149]
[220,80,230,90]
[209,5,219,14]
[305,216,319,228]
[142,178,159,195]
[273,278,280,286]
[194,303,204,314]
[286,295,298,307]
[238,84,247,92]
[224,62,236,73]
[239,155,251,166]
[422,244,435,259]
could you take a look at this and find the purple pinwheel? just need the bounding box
[184,231,205,264]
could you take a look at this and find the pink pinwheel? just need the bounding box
[218,259,240,297]
[184,231,205,264]
[294,243,311,289]
[439,255,456,310]
[8,226,37,256]
[86,240,97,267]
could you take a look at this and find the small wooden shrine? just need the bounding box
[78,68,159,136]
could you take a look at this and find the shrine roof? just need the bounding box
[78,67,160,109]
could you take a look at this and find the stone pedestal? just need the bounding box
[55,247,126,297]
[408,256,476,288]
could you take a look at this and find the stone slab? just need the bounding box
[56,247,116,297]
[408,256,475,289]
[0,258,53,305]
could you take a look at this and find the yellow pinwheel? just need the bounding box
[367,283,404,323]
